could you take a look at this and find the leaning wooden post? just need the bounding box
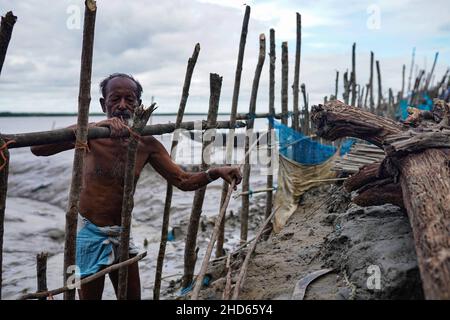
[301,83,309,135]
[281,42,289,126]
[265,29,276,220]
[376,60,383,115]
[153,44,200,300]
[217,5,251,259]
[343,70,350,105]
[334,70,339,100]
[182,74,222,289]
[0,11,17,75]
[63,0,96,300]
[407,47,416,93]
[292,13,301,131]
[0,138,10,299]
[425,52,439,92]
[117,104,156,300]
[369,51,375,113]
[36,252,48,300]
[241,34,266,244]
[350,42,357,106]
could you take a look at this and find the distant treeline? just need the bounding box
[0,112,231,117]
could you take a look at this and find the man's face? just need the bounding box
[100,77,142,123]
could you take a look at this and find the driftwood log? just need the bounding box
[311,100,450,299]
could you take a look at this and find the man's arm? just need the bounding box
[146,136,242,191]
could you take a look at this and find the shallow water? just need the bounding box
[1,116,271,299]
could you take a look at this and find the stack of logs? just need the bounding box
[311,99,450,300]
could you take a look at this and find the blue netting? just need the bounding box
[398,93,433,120]
[270,118,354,165]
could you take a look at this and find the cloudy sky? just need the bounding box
[0,0,449,114]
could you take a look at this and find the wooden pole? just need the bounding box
[117,104,156,300]
[36,252,48,300]
[153,43,200,300]
[241,34,266,244]
[281,41,289,126]
[350,43,357,106]
[266,28,276,221]
[334,70,339,100]
[217,6,251,259]
[369,51,375,113]
[376,60,383,115]
[222,254,232,300]
[0,11,17,75]
[301,83,309,135]
[0,138,10,299]
[20,252,146,300]
[401,64,406,99]
[63,0,96,300]
[343,70,350,105]
[364,83,369,110]
[292,13,301,131]
[425,52,439,91]
[182,74,222,289]
[408,47,416,93]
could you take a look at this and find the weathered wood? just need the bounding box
[241,34,266,244]
[425,52,439,91]
[410,70,425,106]
[369,52,375,113]
[376,60,383,115]
[182,74,222,289]
[217,6,251,258]
[266,28,276,221]
[401,64,406,99]
[408,47,416,93]
[351,43,357,106]
[153,43,200,300]
[2,120,245,149]
[63,0,96,300]
[281,41,289,126]
[0,11,17,75]
[335,70,339,100]
[353,181,404,209]
[343,70,350,105]
[20,252,146,300]
[311,100,450,299]
[0,138,10,299]
[292,13,301,131]
[118,104,156,300]
[344,161,385,192]
[301,83,309,135]
[36,252,48,300]
[222,254,233,300]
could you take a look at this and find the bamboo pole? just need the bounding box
[241,34,266,244]
[3,120,245,149]
[222,254,233,300]
[231,206,276,299]
[153,44,200,300]
[20,252,146,300]
[292,13,301,131]
[217,6,251,259]
[369,51,374,113]
[0,138,10,299]
[182,74,222,289]
[63,0,96,300]
[424,52,439,91]
[376,60,383,115]
[350,43,356,106]
[401,64,406,99]
[0,11,17,75]
[266,28,276,221]
[36,252,48,300]
[301,83,309,135]
[281,41,289,126]
[117,104,156,300]
[364,83,369,110]
[343,70,350,105]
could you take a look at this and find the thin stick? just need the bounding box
[241,34,266,244]
[376,60,383,115]
[401,64,406,99]
[369,51,374,113]
[3,120,246,149]
[343,70,350,105]
[63,0,96,300]
[301,83,309,135]
[182,74,222,289]
[20,252,146,300]
[117,104,156,300]
[222,254,232,300]
[233,187,275,199]
[281,41,289,126]
[425,52,439,91]
[153,43,200,300]
[36,252,48,300]
[351,43,356,106]
[232,207,276,299]
[292,13,301,131]
[266,28,276,220]
[217,6,251,259]
[408,47,416,92]
[0,138,10,299]
[334,70,339,100]
[0,11,17,75]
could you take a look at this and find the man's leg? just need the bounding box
[78,275,105,300]
[109,261,141,300]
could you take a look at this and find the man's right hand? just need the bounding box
[95,118,129,138]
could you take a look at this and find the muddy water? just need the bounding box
[1,116,271,299]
